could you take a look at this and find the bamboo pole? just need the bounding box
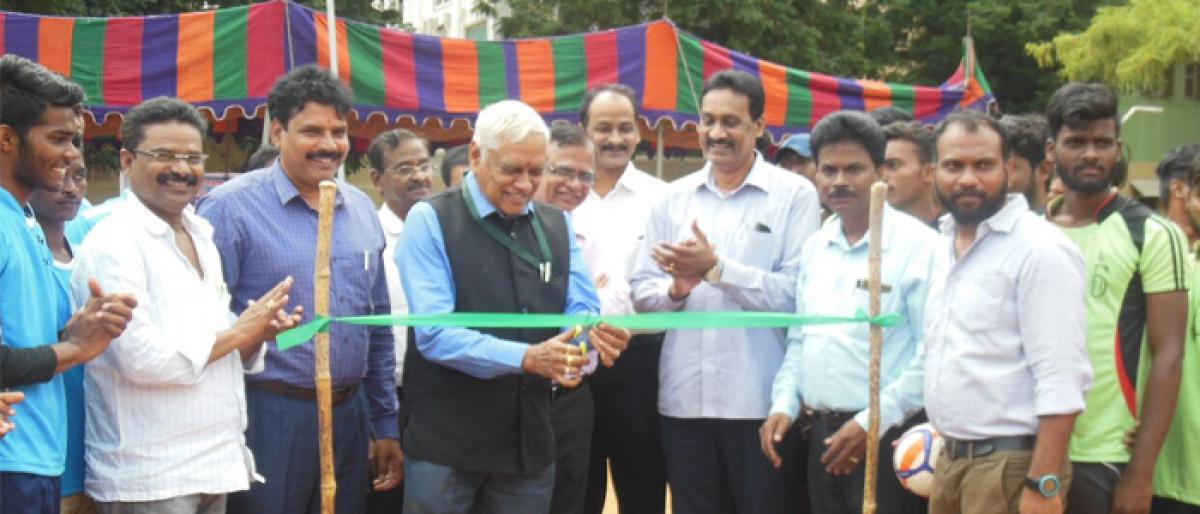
[862,181,887,514]
[315,180,338,514]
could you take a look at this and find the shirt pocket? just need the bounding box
[331,248,374,314]
[951,275,1009,335]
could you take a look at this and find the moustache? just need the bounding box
[599,143,630,153]
[156,172,199,186]
[306,150,344,162]
[706,139,734,147]
[828,188,855,198]
[406,180,431,191]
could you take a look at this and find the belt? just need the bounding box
[250,380,360,406]
[943,435,1036,460]
[805,408,857,428]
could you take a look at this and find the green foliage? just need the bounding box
[1027,0,1200,94]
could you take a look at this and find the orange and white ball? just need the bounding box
[893,423,943,498]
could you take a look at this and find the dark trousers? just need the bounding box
[367,387,405,514]
[549,383,594,514]
[661,416,798,514]
[0,472,60,514]
[228,386,370,514]
[1154,497,1200,514]
[806,411,927,514]
[1065,462,1124,514]
[583,334,666,514]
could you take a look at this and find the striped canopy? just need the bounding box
[0,1,994,139]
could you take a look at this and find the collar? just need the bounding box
[940,193,1028,235]
[0,187,23,217]
[269,161,345,207]
[820,204,898,251]
[1044,189,1121,223]
[699,151,770,196]
[612,162,650,194]
[126,192,212,240]
[465,172,534,218]
[377,205,404,236]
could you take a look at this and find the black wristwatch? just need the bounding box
[1025,474,1061,498]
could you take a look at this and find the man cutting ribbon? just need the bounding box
[396,99,630,514]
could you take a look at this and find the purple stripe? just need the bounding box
[936,89,961,119]
[616,24,645,104]
[729,51,760,78]
[837,78,865,112]
[5,13,39,61]
[140,15,178,100]
[501,41,520,100]
[412,34,444,113]
[288,4,317,68]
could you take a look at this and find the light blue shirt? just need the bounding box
[770,206,941,433]
[51,257,86,495]
[631,154,821,419]
[397,173,600,379]
[0,188,66,476]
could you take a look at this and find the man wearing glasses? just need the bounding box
[533,122,599,514]
[365,128,433,514]
[71,97,302,513]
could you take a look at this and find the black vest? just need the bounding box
[400,187,570,474]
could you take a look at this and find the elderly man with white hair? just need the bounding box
[397,99,630,514]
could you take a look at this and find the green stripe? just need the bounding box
[347,22,384,106]
[784,67,812,127]
[71,18,105,105]
[476,42,507,107]
[551,34,586,112]
[889,83,915,119]
[276,310,903,350]
[213,6,248,100]
[674,32,704,115]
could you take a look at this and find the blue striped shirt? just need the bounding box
[197,163,398,438]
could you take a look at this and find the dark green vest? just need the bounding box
[400,186,570,474]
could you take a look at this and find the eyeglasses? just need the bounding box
[390,162,434,176]
[133,149,209,167]
[547,166,596,186]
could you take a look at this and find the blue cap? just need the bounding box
[774,134,812,162]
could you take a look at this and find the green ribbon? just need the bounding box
[275,310,903,351]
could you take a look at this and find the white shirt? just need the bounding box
[923,195,1092,440]
[71,195,264,502]
[631,153,821,419]
[378,205,408,386]
[771,206,940,433]
[573,163,667,316]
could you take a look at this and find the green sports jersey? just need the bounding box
[1050,194,1190,463]
[1152,255,1200,506]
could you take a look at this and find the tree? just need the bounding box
[6,0,400,27]
[1026,0,1200,94]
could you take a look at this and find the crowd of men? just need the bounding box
[0,47,1199,514]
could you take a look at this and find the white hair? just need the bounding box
[472,100,549,155]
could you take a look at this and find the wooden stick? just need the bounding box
[862,181,888,514]
[315,180,338,514]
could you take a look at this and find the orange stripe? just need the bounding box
[643,21,676,111]
[314,14,352,85]
[38,18,74,77]
[759,60,788,126]
[441,39,480,113]
[177,11,214,102]
[516,39,555,112]
[861,79,893,113]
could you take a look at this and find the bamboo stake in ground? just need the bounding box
[862,181,888,514]
[315,180,338,514]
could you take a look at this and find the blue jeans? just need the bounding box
[227,387,370,514]
[0,472,60,514]
[403,457,554,514]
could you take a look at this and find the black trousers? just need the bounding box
[550,383,595,514]
[661,416,799,514]
[806,410,928,514]
[365,386,404,514]
[583,333,667,514]
[1154,497,1200,514]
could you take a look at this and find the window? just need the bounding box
[1186,64,1200,100]
[465,22,488,40]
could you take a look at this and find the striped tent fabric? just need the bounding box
[0,1,994,138]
